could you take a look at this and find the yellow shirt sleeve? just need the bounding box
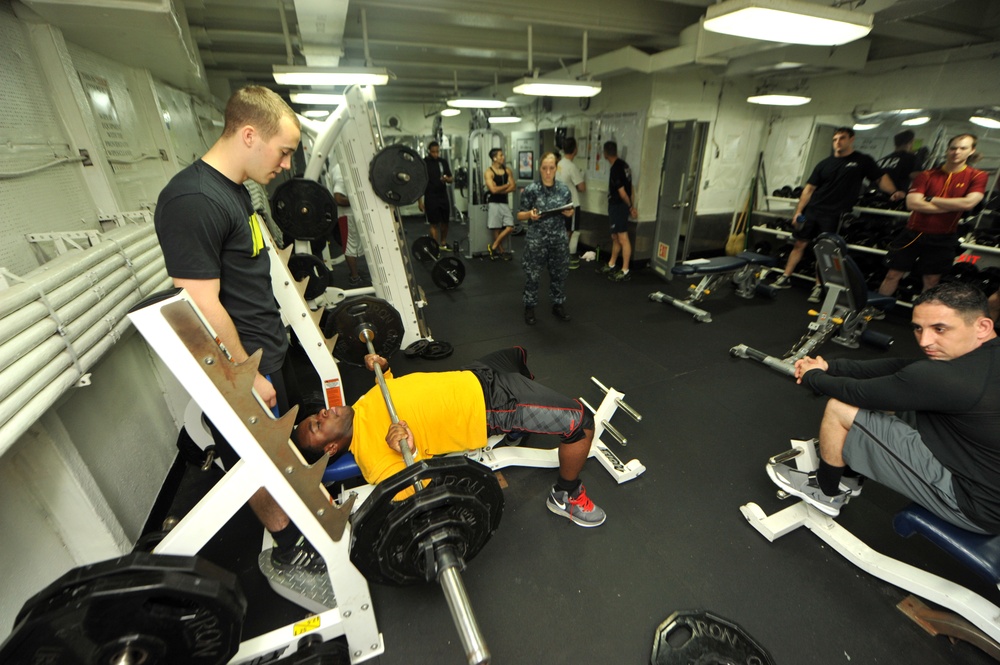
[351,370,488,485]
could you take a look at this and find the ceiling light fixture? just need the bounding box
[440,108,461,117]
[746,93,811,106]
[446,98,507,109]
[853,123,881,131]
[289,92,346,106]
[703,0,873,46]
[901,116,931,127]
[488,114,522,124]
[302,109,331,118]
[272,66,389,86]
[970,109,1000,129]
[512,78,601,98]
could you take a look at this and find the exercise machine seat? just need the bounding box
[893,503,1000,585]
[671,256,747,276]
[322,451,362,484]
[736,251,777,267]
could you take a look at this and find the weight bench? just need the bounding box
[649,251,777,323]
[730,233,896,376]
[741,438,1000,659]
[322,376,646,492]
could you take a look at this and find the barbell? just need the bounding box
[412,236,466,290]
[341,301,501,665]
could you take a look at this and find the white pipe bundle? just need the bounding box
[0,222,169,457]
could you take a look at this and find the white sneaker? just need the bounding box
[766,462,851,517]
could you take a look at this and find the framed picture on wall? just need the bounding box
[518,151,534,180]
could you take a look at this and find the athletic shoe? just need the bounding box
[807,284,823,303]
[271,537,327,575]
[766,462,851,517]
[569,256,580,269]
[772,275,792,289]
[524,307,536,325]
[839,474,865,497]
[347,275,363,287]
[547,484,606,527]
[552,304,571,321]
[597,263,616,275]
[868,308,886,321]
[608,270,632,282]
[487,244,497,260]
[439,245,452,252]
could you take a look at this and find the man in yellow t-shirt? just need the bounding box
[294,347,606,527]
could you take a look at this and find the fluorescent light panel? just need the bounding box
[447,98,507,109]
[289,92,346,106]
[273,66,389,86]
[440,108,461,117]
[704,0,873,46]
[511,78,601,97]
[853,123,880,131]
[302,110,331,118]
[901,116,930,127]
[746,93,811,106]
[488,115,522,124]
[970,115,1000,129]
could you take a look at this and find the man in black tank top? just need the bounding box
[485,148,516,258]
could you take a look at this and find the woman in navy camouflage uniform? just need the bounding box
[517,152,574,325]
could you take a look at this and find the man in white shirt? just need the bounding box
[557,138,586,268]
[332,163,365,286]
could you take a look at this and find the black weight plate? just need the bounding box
[288,253,332,300]
[651,609,775,665]
[0,552,245,665]
[431,256,465,290]
[322,296,404,366]
[420,340,453,360]
[350,457,503,586]
[369,144,429,206]
[411,236,440,263]
[271,178,337,241]
[404,339,430,357]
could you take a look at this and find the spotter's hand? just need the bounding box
[386,420,416,455]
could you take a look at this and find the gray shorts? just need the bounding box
[844,409,987,533]
[488,203,513,229]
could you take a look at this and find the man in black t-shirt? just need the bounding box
[877,129,921,193]
[767,282,1000,534]
[773,127,903,300]
[155,86,327,575]
[596,141,637,282]
[418,141,454,248]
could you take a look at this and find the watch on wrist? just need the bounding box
[924,194,934,202]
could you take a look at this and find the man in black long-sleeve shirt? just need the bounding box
[767,281,1000,533]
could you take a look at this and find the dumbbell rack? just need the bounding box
[465,377,646,484]
[129,290,384,664]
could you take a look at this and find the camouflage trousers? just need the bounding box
[522,218,570,308]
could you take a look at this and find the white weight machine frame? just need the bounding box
[129,290,383,664]
[740,438,1000,648]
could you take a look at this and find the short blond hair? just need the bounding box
[222,86,298,139]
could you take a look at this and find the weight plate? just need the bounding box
[288,253,332,300]
[350,457,503,586]
[420,340,453,360]
[411,236,440,263]
[369,144,429,206]
[322,296,404,367]
[271,178,338,241]
[651,609,775,665]
[431,256,465,290]
[404,339,430,357]
[0,552,245,665]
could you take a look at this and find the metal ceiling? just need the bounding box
[19,0,1000,107]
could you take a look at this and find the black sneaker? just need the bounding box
[552,304,571,321]
[271,537,327,575]
[524,307,536,325]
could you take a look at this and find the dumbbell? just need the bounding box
[411,236,466,290]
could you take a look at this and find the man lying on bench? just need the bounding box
[767,281,999,534]
[294,347,606,529]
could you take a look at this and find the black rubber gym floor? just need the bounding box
[203,217,998,664]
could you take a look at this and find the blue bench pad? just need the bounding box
[893,503,1000,585]
[672,256,748,276]
[322,451,362,484]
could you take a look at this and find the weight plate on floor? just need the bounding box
[369,144,429,206]
[411,236,440,263]
[0,552,245,665]
[420,340,453,360]
[404,339,430,357]
[271,178,337,241]
[288,253,332,300]
[431,256,465,290]
[651,609,775,665]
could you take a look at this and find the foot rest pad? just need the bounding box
[893,503,1000,585]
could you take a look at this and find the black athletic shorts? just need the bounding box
[791,213,839,242]
[425,199,450,226]
[885,230,959,276]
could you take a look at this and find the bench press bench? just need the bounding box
[649,251,777,323]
